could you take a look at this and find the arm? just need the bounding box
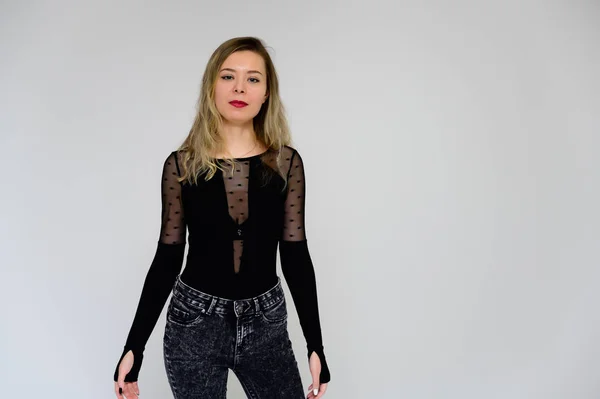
[113,151,187,382]
[278,149,331,384]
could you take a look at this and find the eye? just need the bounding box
[220,75,260,83]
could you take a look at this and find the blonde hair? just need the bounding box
[177,36,292,185]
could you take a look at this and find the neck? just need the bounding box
[217,122,260,157]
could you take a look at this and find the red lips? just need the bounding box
[229,100,248,108]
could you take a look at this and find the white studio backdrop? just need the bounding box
[1,0,598,398]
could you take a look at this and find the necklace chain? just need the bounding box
[229,139,258,159]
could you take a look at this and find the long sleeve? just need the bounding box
[113,151,187,382]
[278,149,331,384]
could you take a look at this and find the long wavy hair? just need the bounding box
[177,37,293,185]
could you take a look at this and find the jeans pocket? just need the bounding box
[167,295,206,327]
[261,297,288,324]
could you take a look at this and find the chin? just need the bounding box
[223,115,255,125]
[225,111,259,122]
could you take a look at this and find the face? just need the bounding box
[214,50,269,126]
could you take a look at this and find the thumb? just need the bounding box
[118,351,134,389]
[117,372,125,391]
[310,368,320,396]
[117,363,125,390]
[312,377,320,396]
[309,351,321,396]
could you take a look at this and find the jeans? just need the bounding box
[163,275,305,398]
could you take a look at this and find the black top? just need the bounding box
[114,145,330,383]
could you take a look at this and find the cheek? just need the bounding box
[252,97,266,112]
[250,89,267,105]
[214,84,227,103]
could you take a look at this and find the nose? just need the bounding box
[234,81,246,93]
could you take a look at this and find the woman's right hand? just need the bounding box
[114,350,140,398]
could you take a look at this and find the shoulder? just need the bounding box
[162,150,183,174]
[284,145,305,166]
[162,150,178,164]
[280,145,303,162]
[277,146,306,180]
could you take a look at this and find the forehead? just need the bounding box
[221,50,266,72]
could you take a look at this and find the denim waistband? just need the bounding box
[172,275,285,317]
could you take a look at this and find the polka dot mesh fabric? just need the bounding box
[251,147,307,242]
[114,145,331,385]
[221,159,251,274]
[158,146,308,272]
[280,149,307,242]
[159,152,185,245]
[222,160,251,225]
[219,147,307,272]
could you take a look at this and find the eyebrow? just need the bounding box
[220,68,264,76]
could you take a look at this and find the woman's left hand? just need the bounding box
[307,351,328,398]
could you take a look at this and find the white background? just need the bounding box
[1,0,599,398]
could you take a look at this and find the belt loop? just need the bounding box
[253,297,260,313]
[206,297,216,315]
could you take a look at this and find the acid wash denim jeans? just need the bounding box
[163,275,305,399]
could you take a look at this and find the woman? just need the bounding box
[113,37,330,399]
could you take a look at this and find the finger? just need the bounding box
[316,383,328,398]
[312,385,320,397]
[309,366,320,394]
[306,383,312,398]
[117,371,126,393]
[114,382,123,398]
[133,382,140,396]
[307,382,316,397]
[124,382,137,399]
[311,376,320,396]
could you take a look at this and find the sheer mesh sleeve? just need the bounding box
[282,149,307,241]
[114,151,187,383]
[160,152,186,244]
[278,148,331,383]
